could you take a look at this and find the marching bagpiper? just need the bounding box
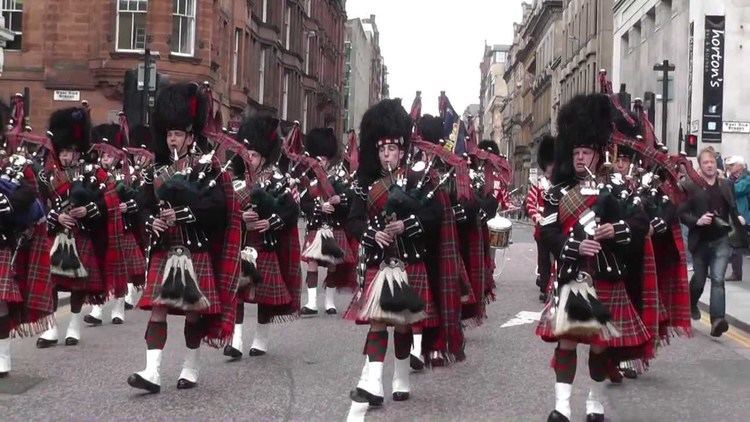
[223,115,301,359]
[84,121,146,325]
[344,99,442,409]
[300,127,356,316]
[0,99,55,377]
[36,107,126,349]
[127,82,240,393]
[535,94,652,422]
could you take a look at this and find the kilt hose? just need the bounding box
[343,261,437,327]
[536,278,652,350]
[51,233,107,305]
[137,249,221,316]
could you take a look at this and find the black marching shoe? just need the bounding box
[65,337,79,346]
[112,317,124,325]
[546,410,570,422]
[409,354,424,371]
[349,388,384,407]
[223,345,243,359]
[325,308,337,315]
[586,413,605,422]
[176,378,196,389]
[83,315,102,326]
[392,391,409,401]
[300,306,318,316]
[248,348,266,356]
[127,373,160,394]
[622,367,638,379]
[710,318,729,337]
[35,338,58,349]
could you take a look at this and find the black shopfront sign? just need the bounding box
[702,15,725,143]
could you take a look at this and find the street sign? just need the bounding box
[722,121,750,133]
[691,120,700,133]
[137,63,157,91]
[53,90,80,101]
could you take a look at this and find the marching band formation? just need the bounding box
[0,70,714,421]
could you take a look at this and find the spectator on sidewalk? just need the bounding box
[679,148,749,337]
[725,155,750,281]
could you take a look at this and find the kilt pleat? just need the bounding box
[241,249,292,305]
[138,249,221,315]
[122,231,146,283]
[0,248,23,303]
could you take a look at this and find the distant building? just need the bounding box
[479,44,509,149]
[343,14,388,133]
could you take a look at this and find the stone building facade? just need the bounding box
[0,0,346,133]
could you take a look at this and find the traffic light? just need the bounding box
[685,134,698,157]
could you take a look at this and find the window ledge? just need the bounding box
[169,53,201,64]
[110,50,161,59]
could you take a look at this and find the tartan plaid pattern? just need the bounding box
[652,223,692,337]
[137,249,221,315]
[431,190,466,355]
[268,223,302,321]
[121,231,146,284]
[343,262,436,326]
[301,227,355,265]
[145,320,168,350]
[240,249,290,305]
[101,175,129,299]
[393,330,411,359]
[558,187,597,233]
[205,169,243,346]
[325,234,359,291]
[552,347,577,383]
[364,330,388,362]
[51,230,106,304]
[460,218,488,325]
[588,350,608,382]
[633,236,660,361]
[0,248,23,303]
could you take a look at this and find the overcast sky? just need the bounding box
[345,0,525,115]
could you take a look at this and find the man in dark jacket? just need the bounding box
[679,148,749,337]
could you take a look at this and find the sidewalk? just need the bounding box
[697,255,750,332]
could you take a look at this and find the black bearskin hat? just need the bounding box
[235,115,281,161]
[48,107,91,153]
[478,140,500,156]
[358,98,412,185]
[417,114,444,144]
[128,124,153,150]
[91,123,126,149]
[552,94,613,184]
[304,127,338,159]
[152,82,208,164]
[537,135,555,169]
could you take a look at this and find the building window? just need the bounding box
[171,0,196,56]
[281,72,290,120]
[116,0,148,52]
[232,29,241,85]
[302,92,309,132]
[259,48,266,104]
[304,36,311,74]
[1,0,22,50]
[283,6,291,49]
[261,0,268,23]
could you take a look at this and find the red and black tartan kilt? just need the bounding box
[138,249,221,315]
[51,234,106,303]
[301,227,356,265]
[536,279,652,349]
[481,227,497,300]
[343,261,438,327]
[653,225,692,337]
[0,248,23,303]
[122,231,146,287]
[240,249,292,306]
[10,226,55,334]
[460,228,488,321]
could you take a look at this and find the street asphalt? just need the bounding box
[1,224,749,421]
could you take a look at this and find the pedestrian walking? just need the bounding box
[724,155,749,281]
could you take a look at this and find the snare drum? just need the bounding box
[487,215,512,249]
